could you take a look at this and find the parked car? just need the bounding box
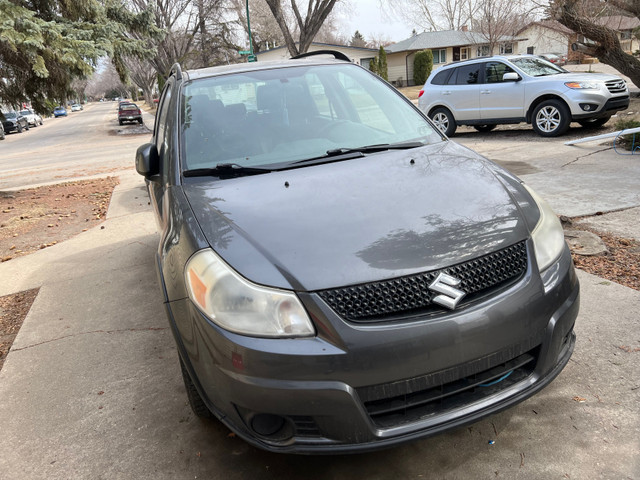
[136,53,580,453]
[71,103,82,112]
[20,109,43,127]
[1,111,30,133]
[53,106,67,117]
[118,102,142,125]
[418,54,629,137]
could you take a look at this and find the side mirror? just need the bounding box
[135,143,160,178]
[503,72,520,82]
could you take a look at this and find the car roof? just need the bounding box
[438,54,542,69]
[183,57,351,81]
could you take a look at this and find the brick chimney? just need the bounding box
[461,25,468,32]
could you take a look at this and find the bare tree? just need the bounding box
[264,0,340,56]
[86,63,129,100]
[472,0,534,55]
[386,0,479,32]
[123,57,157,104]
[551,0,640,88]
[368,32,394,48]
[231,0,284,53]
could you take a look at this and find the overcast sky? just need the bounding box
[339,0,413,44]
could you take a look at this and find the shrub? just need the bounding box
[378,46,388,81]
[413,50,433,86]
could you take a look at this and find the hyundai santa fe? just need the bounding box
[418,54,629,137]
[136,51,580,453]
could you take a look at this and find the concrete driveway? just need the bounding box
[0,116,639,478]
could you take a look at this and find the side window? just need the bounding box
[431,69,452,85]
[454,64,480,85]
[484,62,516,84]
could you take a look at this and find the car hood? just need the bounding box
[183,141,536,291]
[535,72,625,85]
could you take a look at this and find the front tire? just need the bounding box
[429,107,457,137]
[17,124,22,133]
[180,358,214,419]
[532,99,570,137]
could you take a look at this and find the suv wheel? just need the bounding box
[17,124,22,133]
[430,108,456,136]
[532,100,570,137]
[180,358,214,419]
[578,116,611,129]
[474,125,496,133]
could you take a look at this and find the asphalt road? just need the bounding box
[0,102,151,190]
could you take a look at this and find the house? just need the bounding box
[516,20,576,58]
[255,42,378,66]
[385,29,523,86]
[518,16,640,63]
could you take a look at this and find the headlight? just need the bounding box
[524,185,566,271]
[564,81,599,90]
[185,249,315,338]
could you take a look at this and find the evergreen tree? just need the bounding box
[369,56,379,75]
[0,0,160,113]
[413,49,433,86]
[378,46,388,81]
[350,30,367,48]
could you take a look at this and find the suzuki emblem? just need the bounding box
[429,273,466,309]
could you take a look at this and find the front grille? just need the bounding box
[605,80,627,94]
[318,241,527,322]
[359,346,539,429]
[603,95,630,112]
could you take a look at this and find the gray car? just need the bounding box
[136,52,579,453]
[418,54,629,137]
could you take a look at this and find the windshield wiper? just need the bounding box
[183,163,272,178]
[292,141,426,166]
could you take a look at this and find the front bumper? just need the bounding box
[565,88,630,119]
[164,243,579,453]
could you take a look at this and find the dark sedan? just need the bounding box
[1,111,30,133]
[136,53,579,453]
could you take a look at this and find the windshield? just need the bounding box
[510,57,568,77]
[181,64,441,170]
[20,110,30,116]
[4,112,17,119]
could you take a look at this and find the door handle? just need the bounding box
[442,90,451,95]
[480,90,491,94]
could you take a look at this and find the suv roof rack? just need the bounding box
[170,63,183,81]
[291,50,351,62]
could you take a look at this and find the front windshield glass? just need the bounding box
[181,63,441,170]
[511,57,568,77]
[20,110,30,116]
[4,112,17,119]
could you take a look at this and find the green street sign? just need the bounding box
[238,50,251,55]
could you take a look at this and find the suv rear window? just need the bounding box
[431,69,452,85]
[449,64,480,85]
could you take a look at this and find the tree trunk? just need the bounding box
[555,0,640,88]
[264,0,300,56]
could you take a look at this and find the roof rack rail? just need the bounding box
[170,63,183,80]
[291,50,351,62]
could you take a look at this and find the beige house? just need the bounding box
[255,42,378,66]
[518,16,640,62]
[385,30,523,86]
[517,21,575,57]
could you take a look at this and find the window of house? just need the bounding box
[460,47,470,60]
[500,43,513,54]
[527,46,535,55]
[432,49,447,64]
[476,45,490,57]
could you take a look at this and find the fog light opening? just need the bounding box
[250,413,286,437]
[579,103,597,112]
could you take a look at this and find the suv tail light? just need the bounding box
[418,90,424,98]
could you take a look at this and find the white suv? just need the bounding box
[418,55,629,137]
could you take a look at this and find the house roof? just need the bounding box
[596,15,640,30]
[256,41,378,56]
[386,30,522,53]
[517,20,574,36]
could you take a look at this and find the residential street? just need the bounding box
[0,104,638,479]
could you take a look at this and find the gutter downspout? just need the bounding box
[405,53,411,87]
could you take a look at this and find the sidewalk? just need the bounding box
[0,148,638,478]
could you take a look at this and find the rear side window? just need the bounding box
[431,69,452,85]
[453,64,480,85]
